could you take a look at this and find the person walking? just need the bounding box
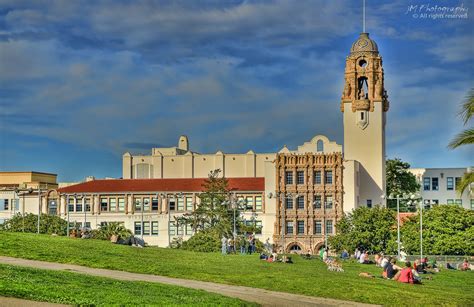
[221,236,227,255]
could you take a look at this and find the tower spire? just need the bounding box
[363,0,366,33]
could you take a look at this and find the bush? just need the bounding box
[90,222,132,241]
[180,229,222,252]
[0,213,67,235]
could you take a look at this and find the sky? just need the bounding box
[0,0,473,182]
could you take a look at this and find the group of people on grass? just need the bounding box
[221,233,257,255]
[259,252,293,263]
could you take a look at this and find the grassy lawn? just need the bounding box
[1,232,473,306]
[0,264,256,306]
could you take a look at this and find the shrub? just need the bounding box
[90,222,132,241]
[0,213,67,235]
[181,229,222,252]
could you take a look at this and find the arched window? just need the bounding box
[289,244,302,252]
[316,140,324,152]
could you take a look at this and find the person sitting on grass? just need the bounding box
[383,258,400,279]
[359,251,370,264]
[397,261,421,284]
[259,253,268,260]
[266,255,274,263]
[460,259,471,271]
[381,256,390,270]
[341,249,349,260]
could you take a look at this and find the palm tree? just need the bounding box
[449,89,473,195]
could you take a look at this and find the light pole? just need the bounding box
[223,193,247,253]
[386,192,422,260]
[37,186,41,234]
[268,192,295,254]
[66,195,70,236]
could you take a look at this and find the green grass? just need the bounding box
[1,232,473,306]
[0,264,256,306]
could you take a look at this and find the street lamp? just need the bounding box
[223,193,247,253]
[268,191,296,254]
[386,192,422,260]
[37,185,42,234]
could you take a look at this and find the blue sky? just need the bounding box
[0,0,473,182]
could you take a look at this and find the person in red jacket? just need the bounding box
[398,261,414,283]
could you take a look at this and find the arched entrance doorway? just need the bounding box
[286,242,303,254]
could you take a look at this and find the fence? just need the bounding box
[385,254,472,268]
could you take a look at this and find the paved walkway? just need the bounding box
[0,256,377,307]
[0,296,68,307]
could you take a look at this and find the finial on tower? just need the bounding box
[363,0,366,33]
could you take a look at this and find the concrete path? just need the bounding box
[0,296,68,307]
[0,256,377,307]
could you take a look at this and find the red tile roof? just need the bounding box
[57,178,264,194]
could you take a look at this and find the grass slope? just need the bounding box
[1,232,473,306]
[0,264,256,306]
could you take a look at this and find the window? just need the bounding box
[14,199,19,210]
[143,222,150,235]
[185,224,193,235]
[85,198,91,212]
[447,177,454,190]
[255,196,262,211]
[255,221,262,235]
[177,197,184,211]
[286,221,294,234]
[317,140,324,152]
[169,200,176,211]
[423,177,430,190]
[325,171,333,184]
[1,199,8,211]
[326,220,333,234]
[367,200,372,208]
[85,222,91,228]
[75,199,83,212]
[471,199,474,210]
[185,197,193,211]
[325,196,333,209]
[455,177,461,190]
[177,223,184,235]
[447,199,454,205]
[455,199,462,206]
[134,222,142,235]
[152,198,159,211]
[118,198,125,212]
[100,198,108,212]
[152,221,159,235]
[432,177,439,191]
[314,220,322,234]
[48,200,57,215]
[134,198,142,211]
[297,221,304,234]
[297,171,305,184]
[246,196,254,210]
[424,199,431,209]
[100,221,108,227]
[285,197,293,209]
[109,198,117,212]
[285,171,293,185]
[314,195,322,209]
[143,198,150,211]
[314,171,322,184]
[169,222,176,236]
[432,199,439,205]
[68,199,74,212]
[297,196,305,209]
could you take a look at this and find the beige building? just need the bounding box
[3,32,398,253]
[0,171,58,224]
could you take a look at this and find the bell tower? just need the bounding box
[341,32,389,209]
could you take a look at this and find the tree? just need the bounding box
[180,169,233,237]
[386,158,420,211]
[448,89,473,195]
[400,205,474,255]
[328,206,397,254]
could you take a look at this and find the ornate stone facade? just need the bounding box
[273,152,343,253]
[340,33,389,113]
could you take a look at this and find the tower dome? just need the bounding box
[350,32,378,54]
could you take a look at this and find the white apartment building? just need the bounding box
[409,168,473,210]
